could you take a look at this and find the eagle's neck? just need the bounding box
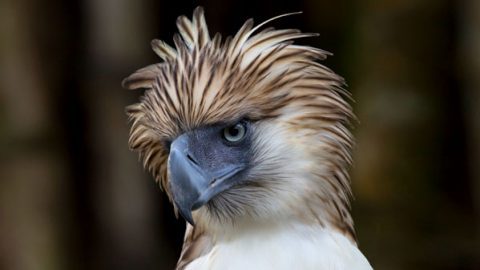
[177,220,372,270]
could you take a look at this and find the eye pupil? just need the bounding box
[223,122,246,142]
[229,127,239,136]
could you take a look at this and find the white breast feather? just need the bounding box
[185,223,372,270]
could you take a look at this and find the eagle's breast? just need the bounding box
[183,223,372,270]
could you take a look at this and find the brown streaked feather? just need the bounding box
[151,39,177,61]
[176,225,213,270]
[122,64,162,90]
[177,16,195,48]
[192,7,210,48]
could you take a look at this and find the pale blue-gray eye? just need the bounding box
[223,123,246,142]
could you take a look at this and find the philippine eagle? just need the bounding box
[123,7,372,270]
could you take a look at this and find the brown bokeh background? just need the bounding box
[1,0,479,269]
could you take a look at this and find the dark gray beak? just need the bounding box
[167,134,243,225]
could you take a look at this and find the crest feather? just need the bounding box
[151,39,177,62]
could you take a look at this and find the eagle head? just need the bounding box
[123,7,355,239]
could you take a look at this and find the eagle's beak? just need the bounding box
[168,134,243,225]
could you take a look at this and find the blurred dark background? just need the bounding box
[1,0,479,269]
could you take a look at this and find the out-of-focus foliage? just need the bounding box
[0,0,478,269]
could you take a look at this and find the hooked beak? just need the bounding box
[167,134,243,225]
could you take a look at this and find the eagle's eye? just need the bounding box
[223,122,247,143]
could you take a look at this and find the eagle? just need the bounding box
[123,7,372,270]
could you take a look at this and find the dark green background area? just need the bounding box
[1,0,479,269]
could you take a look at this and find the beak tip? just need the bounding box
[187,218,195,226]
[184,212,195,226]
[177,204,195,226]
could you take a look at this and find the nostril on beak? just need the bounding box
[210,178,218,186]
[186,153,199,166]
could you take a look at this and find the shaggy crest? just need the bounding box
[123,7,354,238]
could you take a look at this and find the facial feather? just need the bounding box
[124,7,355,240]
